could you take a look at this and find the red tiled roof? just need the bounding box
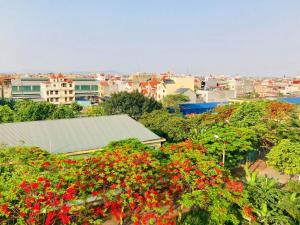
[99,81,108,87]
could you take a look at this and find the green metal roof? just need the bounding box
[0,115,162,154]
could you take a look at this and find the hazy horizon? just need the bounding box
[1,0,300,76]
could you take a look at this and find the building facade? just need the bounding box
[40,74,75,105]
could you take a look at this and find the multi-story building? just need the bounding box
[227,78,255,97]
[10,76,99,103]
[40,74,75,105]
[11,77,46,100]
[73,78,98,103]
[0,77,12,99]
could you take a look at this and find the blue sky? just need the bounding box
[0,0,300,75]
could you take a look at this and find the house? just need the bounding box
[197,89,236,103]
[0,77,12,99]
[156,76,195,101]
[0,115,165,155]
[40,74,75,105]
[139,78,160,99]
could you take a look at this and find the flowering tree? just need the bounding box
[0,140,252,225]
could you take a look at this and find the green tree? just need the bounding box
[244,167,299,225]
[51,105,76,119]
[139,110,188,142]
[229,101,267,127]
[70,102,83,114]
[162,93,190,112]
[267,139,300,178]
[83,103,106,117]
[192,125,258,168]
[104,91,162,119]
[0,105,14,123]
[13,100,56,122]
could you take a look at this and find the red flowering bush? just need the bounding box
[0,140,251,224]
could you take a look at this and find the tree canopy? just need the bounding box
[104,91,162,119]
[267,139,300,176]
[162,93,190,112]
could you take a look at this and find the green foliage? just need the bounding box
[0,100,81,123]
[139,110,188,142]
[229,101,268,127]
[0,105,14,123]
[70,102,83,114]
[51,105,76,119]
[162,93,190,112]
[245,171,299,224]
[104,91,162,119]
[13,100,56,121]
[192,125,258,168]
[83,103,106,117]
[267,139,300,176]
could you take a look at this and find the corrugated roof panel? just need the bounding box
[0,115,161,154]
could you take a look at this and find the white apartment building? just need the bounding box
[40,74,75,105]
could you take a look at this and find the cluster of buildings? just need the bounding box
[1,72,300,105]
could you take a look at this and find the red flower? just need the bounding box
[226,180,243,193]
[94,207,104,217]
[33,203,40,212]
[45,212,56,225]
[243,206,256,221]
[20,181,31,194]
[31,182,39,189]
[1,204,10,216]
[42,161,51,167]
[110,184,117,189]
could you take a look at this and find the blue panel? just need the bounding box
[179,102,227,115]
[278,97,300,104]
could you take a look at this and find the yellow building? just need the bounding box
[156,76,194,101]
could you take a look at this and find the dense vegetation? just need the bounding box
[0,99,82,123]
[0,91,161,123]
[0,96,299,224]
[140,100,300,170]
[0,140,252,225]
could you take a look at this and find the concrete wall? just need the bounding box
[197,90,236,102]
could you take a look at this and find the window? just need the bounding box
[69,97,73,101]
[69,84,72,87]
[65,97,67,101]
[55,91,58,95]
[50,98,53,102]
[50,91,53,95]
[47,91,49,95]
[69,90,73,94]
[65,91,67,94]
[62,83,67,87]
[55,98,59,102]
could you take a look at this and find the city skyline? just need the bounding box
[1,0,300,76]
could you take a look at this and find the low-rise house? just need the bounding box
[156,76,194,101]
[0,115,165,155]
[40,74,75,105]
[197,89,236,102]
[139,78,160,99]
[227,78,255,97]
[0,77,12,99]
